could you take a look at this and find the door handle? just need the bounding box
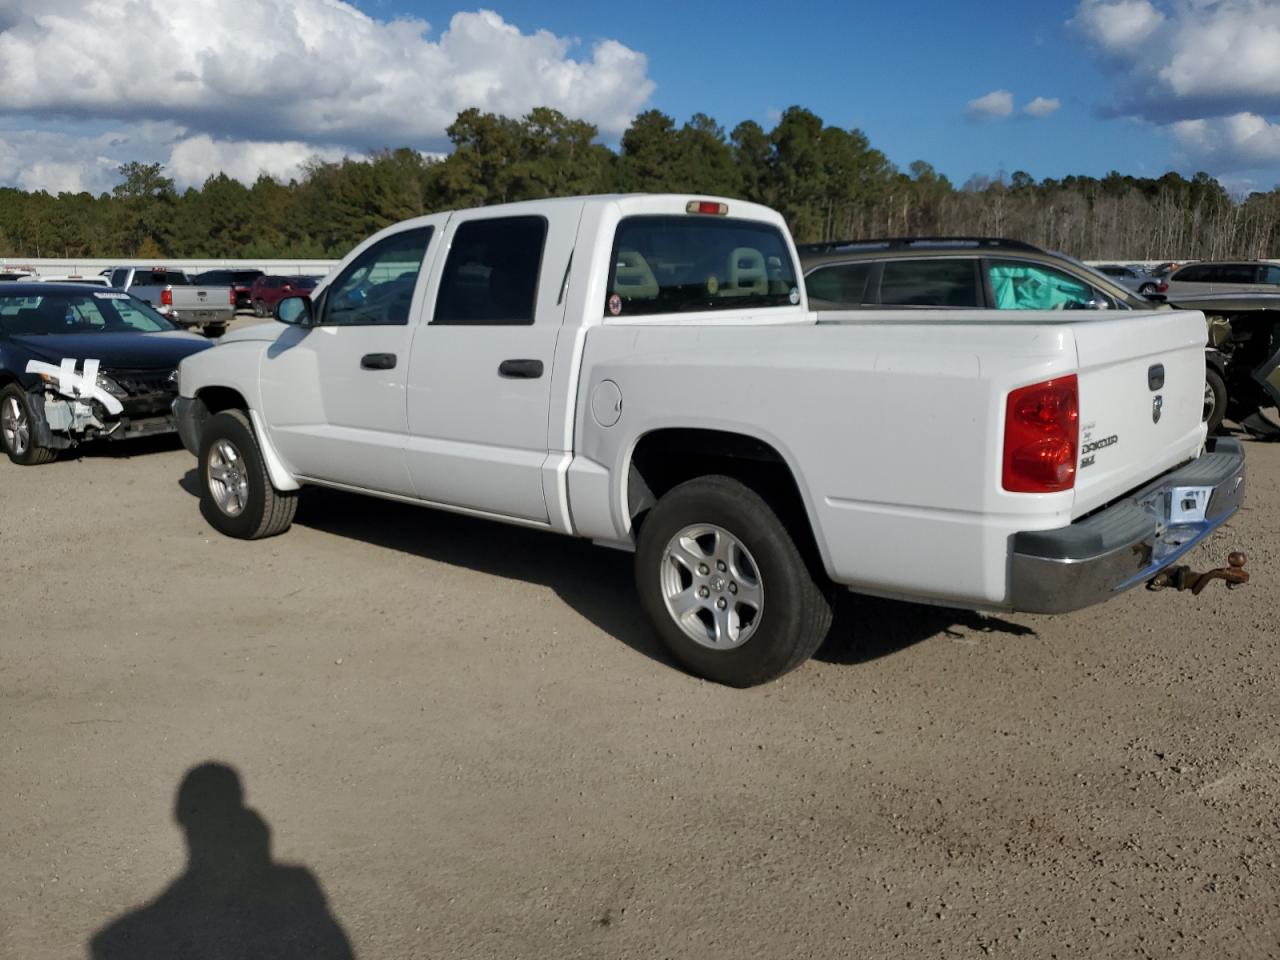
[498,359,544,379]
[361,353,397,370]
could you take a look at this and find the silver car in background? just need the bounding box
[1094,263,1163,297]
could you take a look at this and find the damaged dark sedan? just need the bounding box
[0,284,213,465]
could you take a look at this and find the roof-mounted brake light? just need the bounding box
[686,200,728,216]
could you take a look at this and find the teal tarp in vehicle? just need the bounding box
[989,263,1090,309]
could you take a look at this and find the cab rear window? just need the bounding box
[606,216,799,317]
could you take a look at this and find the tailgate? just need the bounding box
[1072,309,1207,517]
[179,288,232,316]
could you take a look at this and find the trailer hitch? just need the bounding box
[1148,551,1250,595]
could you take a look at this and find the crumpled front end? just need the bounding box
[25,360,181,449]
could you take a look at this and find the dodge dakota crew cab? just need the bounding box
[174,195,1248,686]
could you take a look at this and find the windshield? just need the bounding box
[0,291,178,335]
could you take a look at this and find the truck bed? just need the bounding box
[570,307,1208,607]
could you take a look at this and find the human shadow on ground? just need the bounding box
[89,762,353,960]
[177,476,1038,673]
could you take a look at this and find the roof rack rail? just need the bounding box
[796,236,1047,255]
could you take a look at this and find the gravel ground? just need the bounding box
[1,424,1277,959]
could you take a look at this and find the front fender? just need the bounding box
[179,340,301,492]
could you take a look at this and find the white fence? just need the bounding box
[0,257,339,279]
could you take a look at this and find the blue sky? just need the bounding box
[410,0,1168,185]
[1,0,1279,194]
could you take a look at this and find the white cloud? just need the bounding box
[1024,96,1061,117]
[0,124,182,193]
[0,2,655,191]
[0,3,653,143]
[1071,1,1280,175]
[1158,3,1280,101]
[1172,112,1280,170]
[1071,0,1280,118]
[0,122,353,192]
[166,136,348,187]
[967,89,1014,120]
[1069,0,1164,53]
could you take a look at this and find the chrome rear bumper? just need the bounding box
[1008,438,1247,613]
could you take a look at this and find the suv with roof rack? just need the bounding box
[798,236,1148,312]
[797,237,1238,433]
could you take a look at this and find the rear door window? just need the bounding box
[1215,263,1260,284]
[605,216,798,317]
[433,216,547,326]
[1172,265,1210,283]
[805,263,872,305]
[1262,265,1280,284]
[986,260,1102,309]
[877,259,979,307]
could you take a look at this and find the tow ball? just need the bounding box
[1148,552,1250,595]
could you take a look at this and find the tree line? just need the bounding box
[2,105,1279,261]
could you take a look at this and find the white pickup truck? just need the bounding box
[173,195,1248,686]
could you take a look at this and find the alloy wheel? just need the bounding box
[207,438,250,517]
[659,523,764,649]
[1,396,29,456]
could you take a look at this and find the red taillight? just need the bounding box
[1002,375,1079,493]
[160,286,173,307]
[230,286,236,305]
[686,200,728,216]
[1157,280,1168,293]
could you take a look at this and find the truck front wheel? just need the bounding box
[635,475,833,687]
[198,410,297,539]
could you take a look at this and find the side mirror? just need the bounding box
[276,296,314,327]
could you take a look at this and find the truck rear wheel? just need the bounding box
[635,475,833,687]
[1204,367,1227,435]
[198,410,297,539]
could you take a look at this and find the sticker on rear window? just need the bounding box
[93,291,129,300]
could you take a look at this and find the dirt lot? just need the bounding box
[1,425,1278,959]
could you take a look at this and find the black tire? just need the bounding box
[1139,282,1157,297]
[1204,366,1228,435]
[0,384,57,465]
[198,409,297,539]
[204,324,227,339]
[252,299,266,318]
[635,475,833,687]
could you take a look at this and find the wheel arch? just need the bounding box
[622,425,832,577]
[1206,347,1227,376]
[192,385,300,492]
[195,385,250,415]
